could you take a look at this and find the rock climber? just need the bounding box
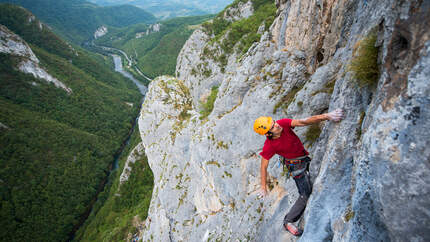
[253,109,343,236]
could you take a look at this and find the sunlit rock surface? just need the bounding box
[138,1,430,241]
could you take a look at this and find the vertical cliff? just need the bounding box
[138,0,430,241]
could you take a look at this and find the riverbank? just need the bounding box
[85,41,152,84]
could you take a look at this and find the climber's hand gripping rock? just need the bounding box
[326,108,344,122]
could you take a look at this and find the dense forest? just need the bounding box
[0,4,143,241]
[74,123,154,241]
[0,0,156,44]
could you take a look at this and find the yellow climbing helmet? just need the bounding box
[253,116,273,135]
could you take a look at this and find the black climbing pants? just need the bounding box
[283,171,312,224]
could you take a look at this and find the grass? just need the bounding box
[202,0,276,57]
[217,141,229,149]
[355,112,366,139]
[224,171,232,178]
[273,84,305,114]
[220,2,276,56]
[305,123,322,145]
[160,79,192,143]
[311,78,336,96]
[200,86,219,119]
[349,33,380,87]
[344,208,355,222]
[206,161,221,168]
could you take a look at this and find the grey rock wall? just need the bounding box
[138,0,430,241]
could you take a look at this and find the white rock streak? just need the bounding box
[119,142,145,185]
[94,26,108,39]
[18,60,72,93]
[0,24,72,93]
[0,122,9,129]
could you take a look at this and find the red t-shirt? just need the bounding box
[259,118,308,160]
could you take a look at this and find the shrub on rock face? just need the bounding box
[305,123,322,145]
[202,0,276,56]
[200,86,219,119]
[349,33,380,87]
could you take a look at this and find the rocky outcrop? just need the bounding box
[136,23,162,39]
[94,26,108,39]
[0,122,9,129]
[149,23,161,33]
[26,9,43,30]
[139,0,430,241]
[223,1,254,22]
[119,142,146,185]
[0,25,38,62]
[0,24,72,93]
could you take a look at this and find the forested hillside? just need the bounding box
[0,4,142,241]
[74,125,154,242]
[0,0,156,44]
[94,15,213,78]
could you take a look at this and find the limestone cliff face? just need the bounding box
[94,26,108,39]
[0,24,72,93]
[138,0,430,241]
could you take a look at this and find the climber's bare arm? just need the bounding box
[260,157,269,190]
[291,109,344,127]
[291,114,329,127]
[258,157,269,197]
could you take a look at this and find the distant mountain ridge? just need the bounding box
[88,0,233,19]
[0,0,156,44]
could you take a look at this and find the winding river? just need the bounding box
[112,54,148,95]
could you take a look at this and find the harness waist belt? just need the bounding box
[284,156,309,165]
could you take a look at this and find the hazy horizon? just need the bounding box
[88,0,234,19]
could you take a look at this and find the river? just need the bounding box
[112,54,148,95]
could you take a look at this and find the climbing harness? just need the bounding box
[280,155,311,179]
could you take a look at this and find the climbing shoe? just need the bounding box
[284,223,303,236]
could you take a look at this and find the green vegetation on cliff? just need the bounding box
[0,4,142,241]
[349,33,380,87]
[202,0,276,56]
[200,86,219,119]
